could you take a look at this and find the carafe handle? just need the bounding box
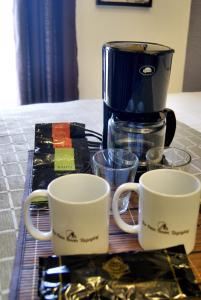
[164,108,176,146]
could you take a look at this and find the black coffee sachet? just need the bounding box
[38,245,201,299]
[35,122,86,153]
[31,122,99,207]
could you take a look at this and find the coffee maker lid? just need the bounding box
[103,41,174,55]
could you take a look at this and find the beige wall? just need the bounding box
[76,0,191,99]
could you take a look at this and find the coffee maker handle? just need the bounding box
[164,108,176,146]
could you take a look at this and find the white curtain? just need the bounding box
[0,0,19,107]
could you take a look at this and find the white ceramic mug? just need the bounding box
[24,173,111,255]
[112,169,201,254]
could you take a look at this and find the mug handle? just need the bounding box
[112,183,140,233]
[24,190,52,240]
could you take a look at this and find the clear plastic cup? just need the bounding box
[146,147,191,171]
[92,148,139,214]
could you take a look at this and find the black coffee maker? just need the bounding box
[102,41,176,178]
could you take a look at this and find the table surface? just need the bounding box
[0,99,201,299]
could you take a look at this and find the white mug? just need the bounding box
[112,169,201,254]
[24,173,111,255]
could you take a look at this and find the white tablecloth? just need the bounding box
[1,93,201,299]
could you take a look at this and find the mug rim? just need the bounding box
[140,169,201,197]
[47,173,111,205]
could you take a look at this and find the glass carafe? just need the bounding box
[107,115,166,167]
